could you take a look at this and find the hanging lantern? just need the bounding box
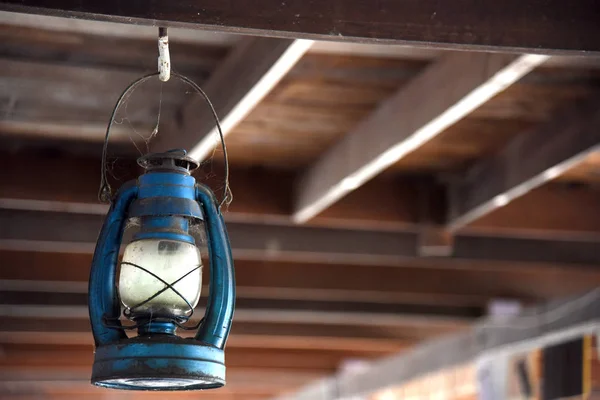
[88,148,235,390]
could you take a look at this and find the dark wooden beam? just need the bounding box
[0,344,367,378]
[0,317,426,352]
[0,23,226,76]
[0,151,436,230]
[293,52,546,223]
[1,1,599,53]
[0,290,481,324]
[5,151,600,239]
[0,58,181,142]
[1,208,600,267]
[4,251,600,307]
[448,95,600,232]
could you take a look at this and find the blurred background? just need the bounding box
[1,3,600,400]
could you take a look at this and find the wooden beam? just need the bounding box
[448,95,600,231]
[0,58,181,142]
[0,152,434,231]
[278,291,600,400]
[0,210,600,268]
[2,208,600,267]
[0,294,478,328]
[9,251,600,307]
[293,52,547,223]
[6,152,600,238]
[151,37,312,161]
[0,317,422,352]
[0,346,337,375]
[0,23,226,76]
[1,2,599,53]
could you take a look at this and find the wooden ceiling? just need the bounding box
[1,2,600,400]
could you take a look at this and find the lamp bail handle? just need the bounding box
[99,72,232,208]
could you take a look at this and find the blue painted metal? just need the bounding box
[88,150,236,391]
[132,216,196,244]
[92,338,225,391]
[88,180,138,346]
[195,184,236,349]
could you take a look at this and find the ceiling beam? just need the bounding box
[277,291,600,400]
[0,317,424,352]
[0,251,552,308]
[0,58,180,141]
[2,208,600,267]
[293,52,548,223]
[448,95,600,231]
[0,152,437,231]
[0,23,226,75]
[1,2,599,53]
[151,37,312,161]
[7,251,600,307]
[4,152,600,239]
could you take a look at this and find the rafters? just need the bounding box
[293,53,548,223]
[151,37,312,161]
[448,95,600,232]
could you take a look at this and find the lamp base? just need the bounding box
[92,336,225,391]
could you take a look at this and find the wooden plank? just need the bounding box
[0,58,181,142]
[151,37,312,161]
[0,317,423,352]
[1,208,600,267]
[448,95,600,231]
[0,151,436,230]
[6,152,600,239]
[278,292,600,400]
[0,291,479,326]
[0,23,226,76]
[0,345,380,377]
[293,52,547,223]
[9,251,600,307]
[1,1,599,53]
[468,184,600,237]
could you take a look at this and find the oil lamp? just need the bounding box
[88,149,235,390]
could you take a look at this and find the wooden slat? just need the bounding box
[4,252,600,307]
[281,292,600,400]
[0,58,181,141]
[0,151,439,230]
[448,94,600,231]
[3,204,600,267]
[4,207,600,266]
[293,52,547,223]
[152,37,312,161]
[0,344,380,369]
[0,1,599,53]
[0,316,425,352]
[0,23,226,76]
[5,152,600,239]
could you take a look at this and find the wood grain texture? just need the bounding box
[448,94,600,231]
[151,37,311,160]
[1,0,600,53]
[293,52,545,222]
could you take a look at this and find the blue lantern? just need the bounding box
[88,149,235,390]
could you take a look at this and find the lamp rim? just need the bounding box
[92,338,225,391]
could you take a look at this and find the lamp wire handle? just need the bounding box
[99,71,231,208]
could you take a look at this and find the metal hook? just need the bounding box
[158,27,170,82]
